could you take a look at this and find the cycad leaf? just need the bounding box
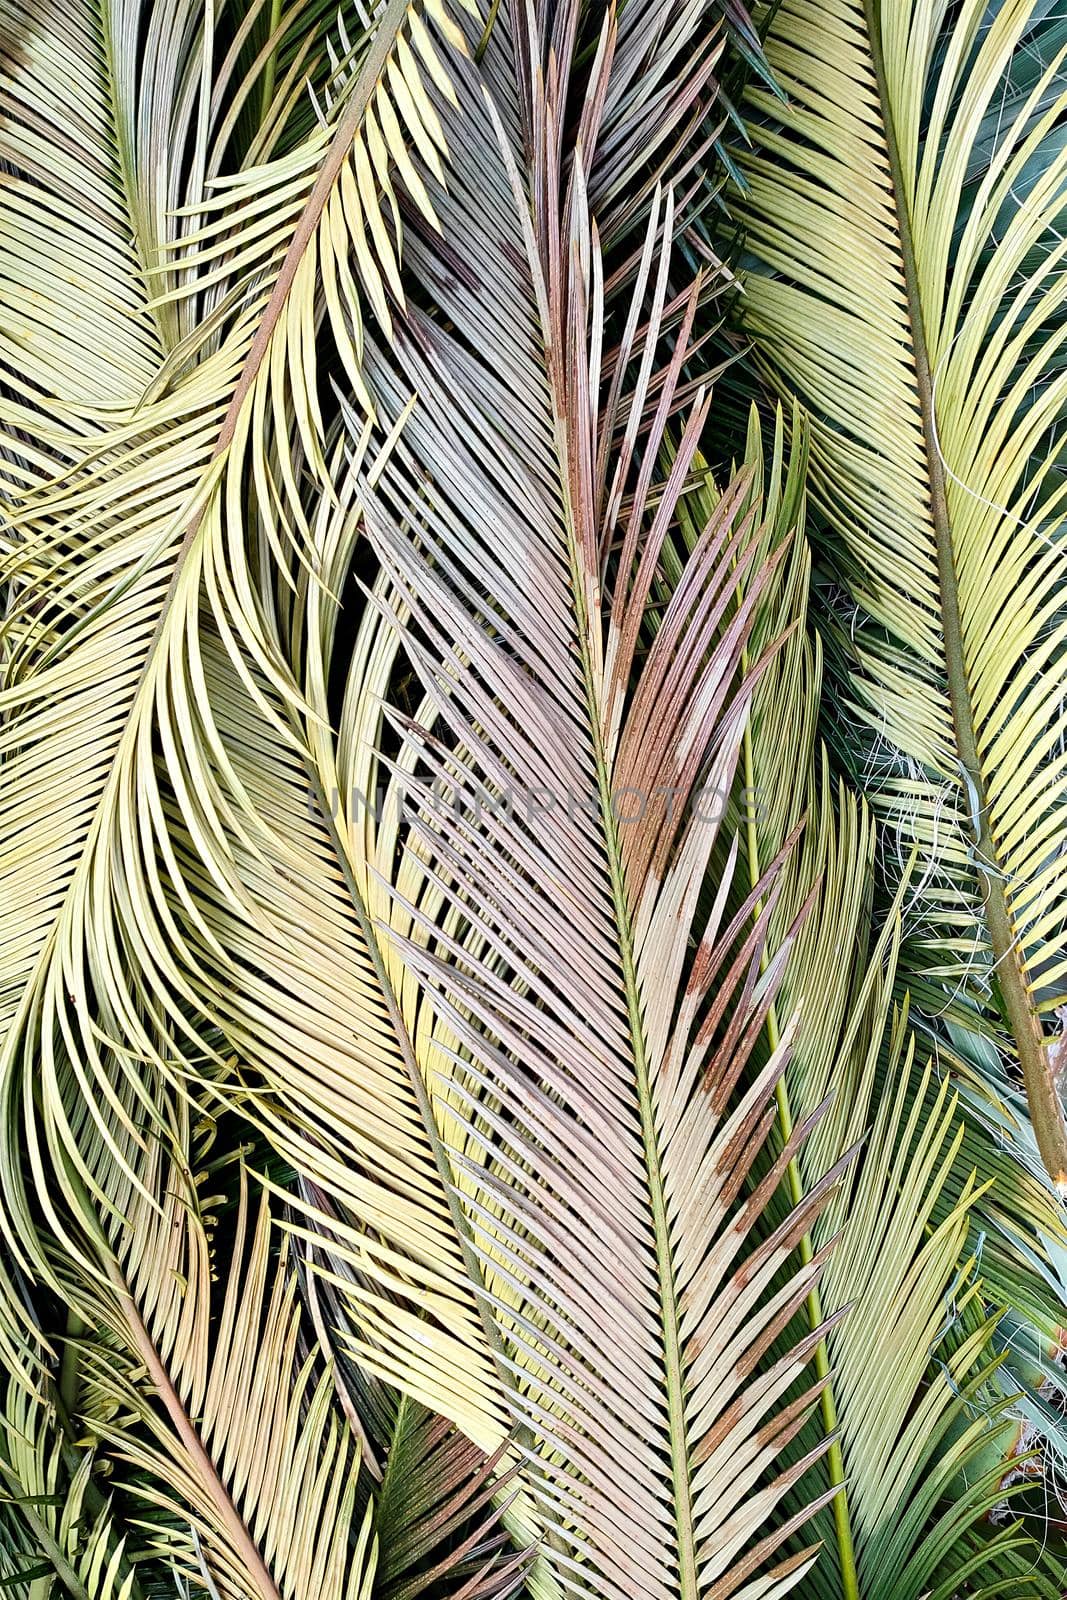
[0,1375,136,1600]
[0,0,476,1293]
[736,0,1067,1186]
[75,1173,372,1600]
[679,410,1066,1595]
[282,12,850,1596]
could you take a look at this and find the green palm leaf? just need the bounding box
[674,409,1065,1597]
[0,0,520,1486]
[736,0,1067,1185]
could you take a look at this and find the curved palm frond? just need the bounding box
[0,0,502,1589]
[4,0,1066,1597]
[285,14,856,1596]
[0,0,513,1509]
[67,1171,372,1600]
[735,0,1067,1186]
[0,0,473,1277]
[674,408,1066,1597]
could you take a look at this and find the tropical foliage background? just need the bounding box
[1,0,1067,1596]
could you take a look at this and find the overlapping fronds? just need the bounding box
[304,17,853,1598]
[0,0,476,1270]
[681,410,1066,1596]
[0,1374,137,1600]
[0,0,515,1504]
[75,1175,372,1600]
[0,0,521,1588]
[3,0,1066,1596]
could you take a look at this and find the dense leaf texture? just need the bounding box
[681,420,1065,1598]
[1,0,1065,1598]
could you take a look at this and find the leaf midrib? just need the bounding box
[543,293,700,1600]
[104,1253,286,1600]
[0,0,414,1090]
[581,625,699,1600]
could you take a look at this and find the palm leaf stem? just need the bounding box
[473,0,500,63]
[372,1389,411,1532]
[740,696,858,1600]
[565,535,698,1600]
[101,1252,285,1600]
[4,0,418,1154]
[142,0,414,656]
[860,0,1067,1190]
[260,0,284,120]
[57,1309,85,1424]
[0,1457,93,1600]
[42,1147,286,1600]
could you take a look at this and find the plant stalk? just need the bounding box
[260,0,284,120]
[0,1459,93,1600]
[741,703,859,1600]
[103,1257,285,1600]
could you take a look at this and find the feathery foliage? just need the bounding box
[1,1,1065,1598]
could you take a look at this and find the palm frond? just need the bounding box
[68,1171,372,1600]
[0,0,473,1263]
[735,0,1067,1185]
[5,1,1066,1597]
[280,15,852,1595]
[0,1374,138,1600]
[675,407,1066,1597]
